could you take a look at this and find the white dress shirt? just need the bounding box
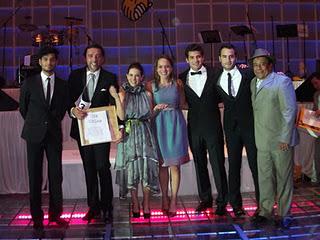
[187,65,207,97]
[219,66,242,97]
[41,71,54,102]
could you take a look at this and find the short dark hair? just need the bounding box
[310,72,320,81]
[219,43,237,56]
[127,62,144,76]
[184,43,204,58]
[83,43,105,57]
[38,46,59,59]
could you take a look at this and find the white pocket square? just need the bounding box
[100,88,107,92]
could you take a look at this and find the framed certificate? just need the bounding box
[78,106,121,146]
[297,107,320,133]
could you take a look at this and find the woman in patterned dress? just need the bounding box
[112,62,159,219]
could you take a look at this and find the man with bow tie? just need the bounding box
[179,43,228,216]
[68,43,119,223]
[19,46,69,230]
[215,43,259,218]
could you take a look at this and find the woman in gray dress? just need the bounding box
[112,62,159,219]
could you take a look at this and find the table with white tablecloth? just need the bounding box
[0,104,317,198]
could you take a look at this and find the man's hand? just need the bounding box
[315,110,320,118]
[279,142,289,151]
[72,107,87,120]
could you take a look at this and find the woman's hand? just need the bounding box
[154,103,168,111]
[109,85,119,100]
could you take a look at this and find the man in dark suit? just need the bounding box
[68,43,118,223]
[19,46,69,230]
[215,44,259,217]
[178,43,228,216]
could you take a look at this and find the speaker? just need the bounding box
[316,59,320,73]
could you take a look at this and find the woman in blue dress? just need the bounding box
[146,55,190,217]
[112,62,159,219]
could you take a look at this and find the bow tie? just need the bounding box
[190,71,202,76]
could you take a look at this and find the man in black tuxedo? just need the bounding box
[68,44,118,223]
[215,44,259,217]
[19,46,69,230]
[178,43,228,216]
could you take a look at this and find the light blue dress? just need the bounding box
[115,82,159,194]
[152,81,190,166]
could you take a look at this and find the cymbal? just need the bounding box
[18,23,38,32]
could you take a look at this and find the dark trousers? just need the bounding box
[188,128,228,206]
[27,135,63,221]
[225,126,259,208]
[77,142,113,212]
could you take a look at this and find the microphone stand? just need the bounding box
[247,11,257,50]
[0,5,22,79]
[158,19,175,61]
[271,16,276,71]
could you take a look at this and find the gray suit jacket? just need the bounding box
[251,72,299,151]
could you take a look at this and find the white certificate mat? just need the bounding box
[78,106,121,146]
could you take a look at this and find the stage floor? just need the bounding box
[0,183,320,239]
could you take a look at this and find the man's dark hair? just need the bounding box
[184,43,204,58]
[83,43,105,57]
[310,71,320,81]
[38,46,59,59]
[219,43,237,56]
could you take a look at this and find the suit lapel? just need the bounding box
[256,72,274,96]
[36,75,47,105]
[235,69,246,99]
[91,69,105,102]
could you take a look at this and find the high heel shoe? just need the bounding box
[143,211,151,219]
[131,204,140,218]
[161,197,170,215]
[168,211,176,217]
[168,199,177,217]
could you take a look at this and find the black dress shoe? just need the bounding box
[103,209,113,223]
[195,202,212,212]
[233,207,246,217]
[33,220,44,230]
[275,217,292,229]
[215,205,227,216]
[49,217,69,227]
[251,215,268,225]
[82,210,101,221]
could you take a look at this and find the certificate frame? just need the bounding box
[78,106,121,146]
[297,107,320,133]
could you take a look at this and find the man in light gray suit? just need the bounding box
[249,49,298,228]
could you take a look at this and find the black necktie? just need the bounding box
[227,73,233,96]
[191,71,202,76]
[46,77,51,105]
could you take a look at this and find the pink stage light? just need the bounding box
[17,212,86,220]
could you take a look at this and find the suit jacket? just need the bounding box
[179,66,223,135]
[216,67,255,132]
[250,72,299,151]
[19,74,68,143]
[68,67,118,141]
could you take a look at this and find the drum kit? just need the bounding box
[18,16,82,48]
